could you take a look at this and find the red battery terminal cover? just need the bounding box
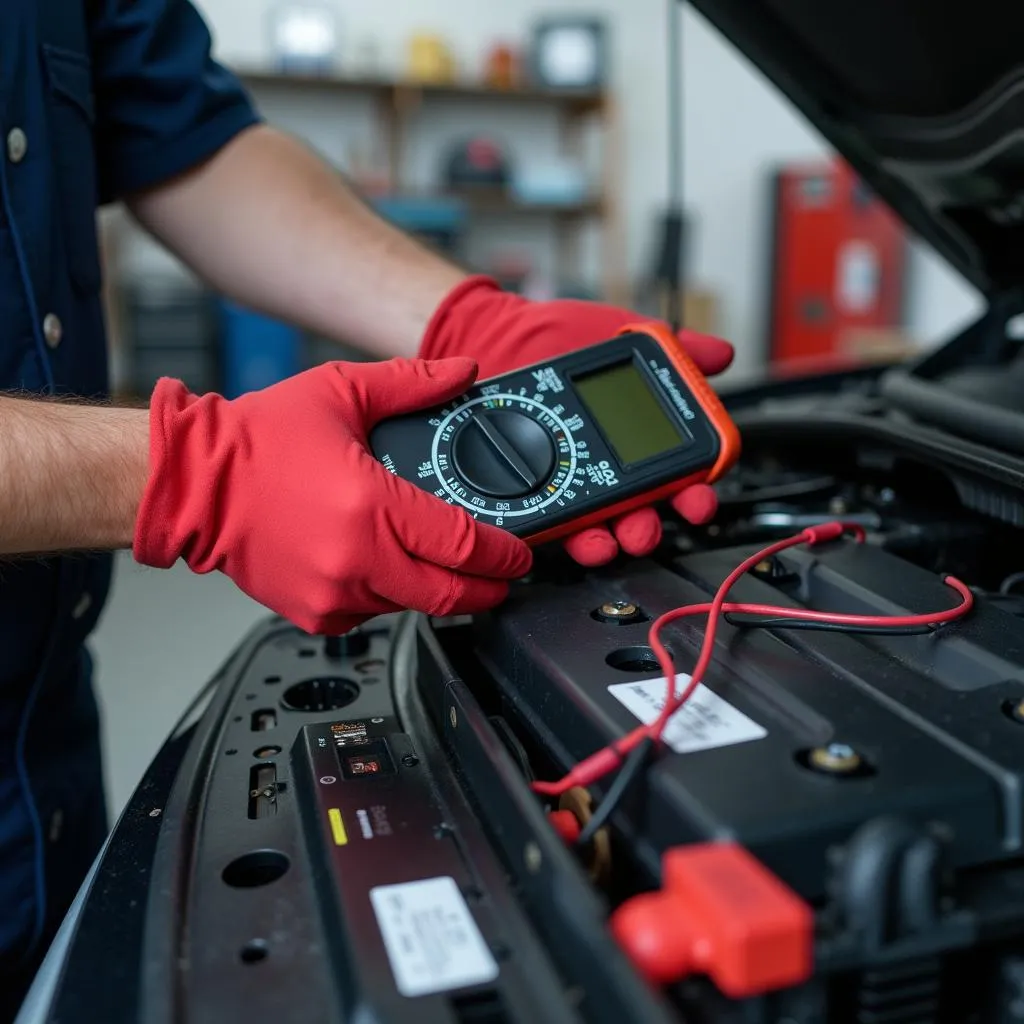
[610,842,814,998]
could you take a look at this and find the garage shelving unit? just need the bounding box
[233,67,627,303]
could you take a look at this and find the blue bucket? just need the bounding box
[218,301,302,398]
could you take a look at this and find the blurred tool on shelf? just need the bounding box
[406,33,457,85]
[483,43,521,90]
[268,4,338,74]
[530,16,608,91]
[444,138,512,192]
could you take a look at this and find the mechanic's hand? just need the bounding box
[133,357,532,634]
[420,276,735,566]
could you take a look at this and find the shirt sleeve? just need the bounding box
[89,0,263,203]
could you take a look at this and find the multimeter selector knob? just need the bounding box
[452,410,557,498]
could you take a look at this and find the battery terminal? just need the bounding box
[610,842,813,998]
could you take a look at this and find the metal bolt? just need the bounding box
[593,600,645,625]
[401,754,419,768]
[371,717,384,724]
[751,556,798,585]
[524,842,542,873]
[449,706,458,729]
[752,557,782,579]
[601,600,638,619]
[829,496,848,516]
[149,808,162,818]
[808,742,863,775]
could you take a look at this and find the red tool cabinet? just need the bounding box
[766,159,906,370]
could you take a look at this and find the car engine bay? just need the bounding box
[22,363,1024,1024]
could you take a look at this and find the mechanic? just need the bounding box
[0,0,734,1017]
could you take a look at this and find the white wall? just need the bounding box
[677,10,982,378]
[151,0,985,380]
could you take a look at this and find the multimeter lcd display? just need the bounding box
[573,360,689,466]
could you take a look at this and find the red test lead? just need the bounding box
[531,521,973,798]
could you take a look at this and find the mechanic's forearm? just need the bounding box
[127,125,466,360]
[0,395,149,554]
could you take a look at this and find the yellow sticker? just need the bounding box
[328,808,348,846]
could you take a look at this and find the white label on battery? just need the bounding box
[608,674,767,753]
[370,876,499,998]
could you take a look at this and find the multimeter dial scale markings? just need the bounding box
[430,393,584,521]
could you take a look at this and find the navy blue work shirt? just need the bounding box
[0,0,259,993]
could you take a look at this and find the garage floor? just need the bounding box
[90,553,268,817]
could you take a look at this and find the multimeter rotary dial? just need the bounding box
[432,394,580,520]
[452,409,556,497]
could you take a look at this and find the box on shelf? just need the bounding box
[510,159,589,206]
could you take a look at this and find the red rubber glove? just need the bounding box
[419,276,735,566]
[133,357,532,635]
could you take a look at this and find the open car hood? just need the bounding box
[687,0,1024,299]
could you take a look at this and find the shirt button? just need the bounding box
[6,127,27,164]
[43,313,63,349]
[72,592,93,620]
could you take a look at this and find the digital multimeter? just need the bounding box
[369,323,741,544]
